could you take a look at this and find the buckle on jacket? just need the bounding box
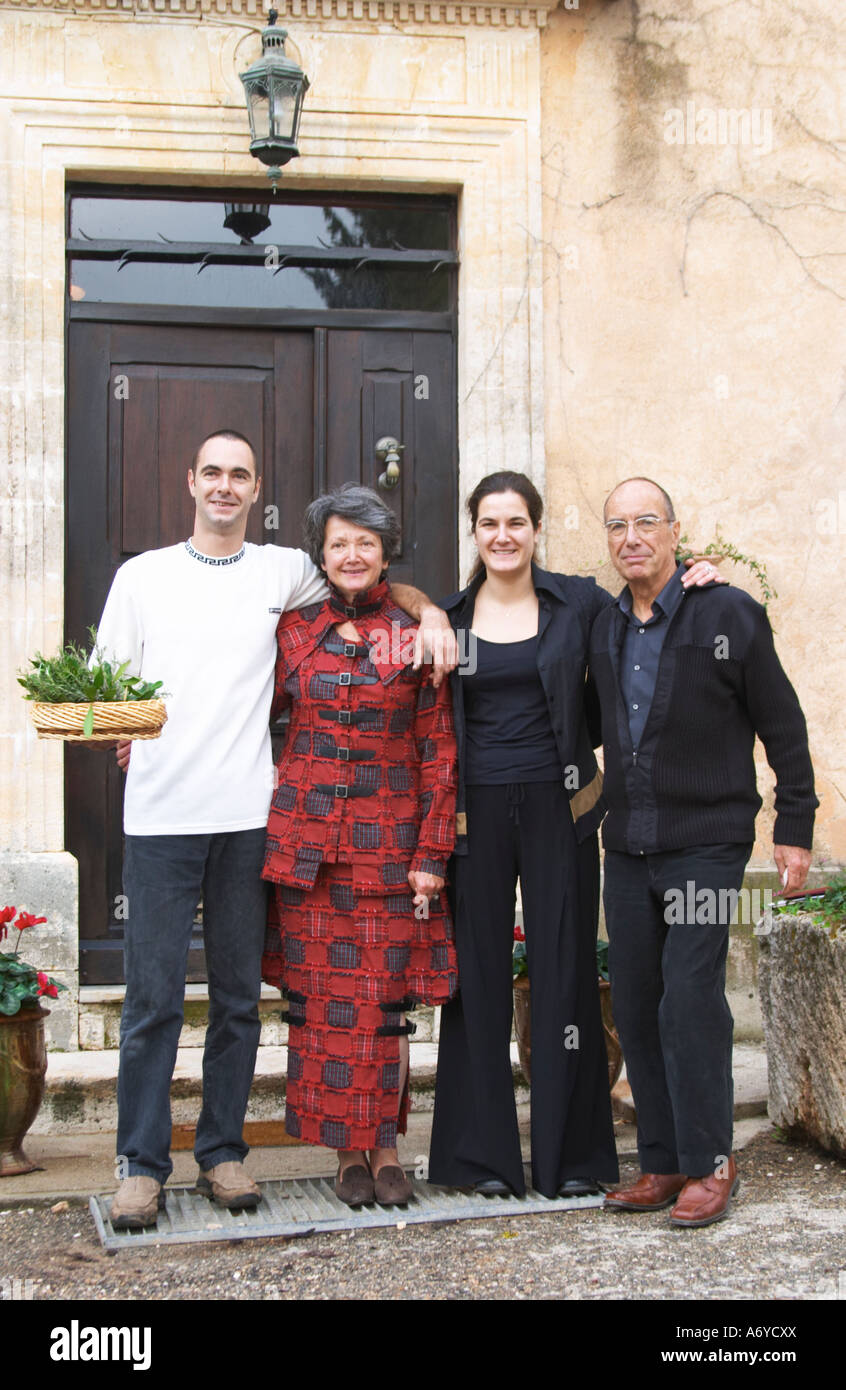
[335,784,348,799]
[339,672,352,686]
[338,709,352,724]
[344,642,357,657]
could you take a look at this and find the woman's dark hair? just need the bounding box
[303,483,401,569]
[465,471,543,581]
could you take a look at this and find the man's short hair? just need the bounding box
[192,429,258,477]
[604,476,676,522]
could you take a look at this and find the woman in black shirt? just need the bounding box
[428,472,619,1199]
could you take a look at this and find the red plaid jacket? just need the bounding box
[262,581,457,894]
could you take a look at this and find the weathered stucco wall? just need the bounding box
[541,0,845,867]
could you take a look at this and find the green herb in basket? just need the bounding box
[18,627,164,734]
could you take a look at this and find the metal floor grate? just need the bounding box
[90,1176,603,1250]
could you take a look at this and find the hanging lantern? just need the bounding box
[239,11,310,191]
[223,203,272,243]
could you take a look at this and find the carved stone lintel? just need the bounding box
[0,0,557,27]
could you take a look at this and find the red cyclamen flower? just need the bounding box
[513,923,525,942]
[15,912,47,931]
[0,906,16,925]
[37,972,59,1000]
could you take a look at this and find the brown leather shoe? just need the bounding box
[670,1156,739,1228]
[373,1165,413,1206]
[334,1163,375,1206]
[196,1161,261,1210]
[110,1176,165,1230]
[604,1172,688,1212]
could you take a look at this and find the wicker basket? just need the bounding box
[30,699,167,742]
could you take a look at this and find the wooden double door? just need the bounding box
[66,318,457,983]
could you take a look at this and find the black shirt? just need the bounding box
[463,634,561,784]
[618,563,687,750]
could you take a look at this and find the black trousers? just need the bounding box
[603,842,752,1177]
[429,782,619,1198]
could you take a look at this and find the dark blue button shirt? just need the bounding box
[617,563,688,750]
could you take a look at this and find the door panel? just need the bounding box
[360,371,414,574]
[325,328,455,598]
[66,319,456,983]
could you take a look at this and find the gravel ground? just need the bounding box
[1,1129,844,1303]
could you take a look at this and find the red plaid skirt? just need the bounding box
[264,862,457,1150]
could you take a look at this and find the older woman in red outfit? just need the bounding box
[262,485,458,1206]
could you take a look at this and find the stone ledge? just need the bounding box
[0,0,558,28]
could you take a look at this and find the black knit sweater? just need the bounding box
[588,583,817,854]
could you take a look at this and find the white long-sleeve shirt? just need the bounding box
[95,541,328,836]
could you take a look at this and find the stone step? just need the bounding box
[33,1040,525,1136]
[76,985,438,1051]
[32,1042,767,1138]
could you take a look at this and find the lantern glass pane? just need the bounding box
[247,84,271,140]
[269,77,300,139]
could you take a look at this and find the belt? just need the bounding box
[316,745,375,762]
[318,708,378,727]
[315,671,379,687]
[323,637,370,658]
[314,783,377,799]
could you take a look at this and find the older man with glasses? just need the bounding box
[590,476,817,1227]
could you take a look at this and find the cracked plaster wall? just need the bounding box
[540,0,846,865]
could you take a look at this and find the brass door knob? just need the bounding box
[375,436,404,489]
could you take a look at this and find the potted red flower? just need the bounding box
[0,906,65,1176]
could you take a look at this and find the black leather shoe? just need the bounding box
[474,1178,514,1197]
[558,1177,603,1197]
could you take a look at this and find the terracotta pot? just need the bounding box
[512,979,623,1091]
[0,1006,48,1177]
[513,975,531,1083]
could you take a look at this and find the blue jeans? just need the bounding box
[118,830,268,1183]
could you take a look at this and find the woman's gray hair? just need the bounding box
[303,483,401,569]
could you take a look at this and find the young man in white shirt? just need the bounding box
[94,429,454,1228]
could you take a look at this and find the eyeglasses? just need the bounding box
[604,515,672,539]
